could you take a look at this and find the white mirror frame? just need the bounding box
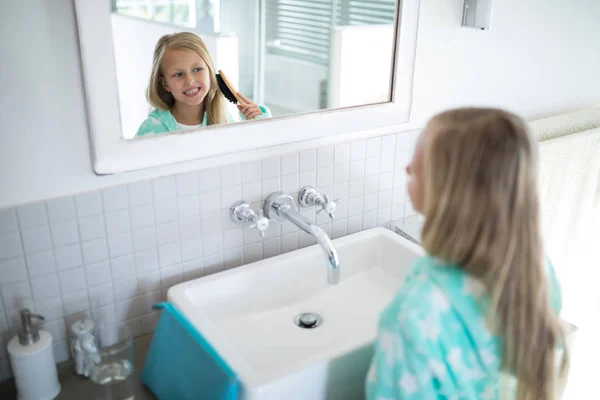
[74,0,420,175]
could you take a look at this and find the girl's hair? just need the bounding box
[146,32,226,125]
[420,108,569,399]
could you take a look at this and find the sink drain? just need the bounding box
[294,313,323,329]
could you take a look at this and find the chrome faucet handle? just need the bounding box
[230,201,270,238]
[299,186,339,220]
[318,194,339,220]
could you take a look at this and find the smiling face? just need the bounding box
[160,48,210,107]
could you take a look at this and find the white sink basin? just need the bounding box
[168,227,423,399]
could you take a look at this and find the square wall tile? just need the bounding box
[114,277,138,302]
[177,195,200,218]
[318,146,334,167]
[138,271,161,294]
[262,178,281,198]
[221,186,242,209]
[110,254,136,280]
[332,219,348,239]
[85,261,112,286]
[135,249,160,274]
[75,192,102,218]
[0,234,22,264]
[334,163,350,183]
[58,267,87,294]
[62,289,89,316]
[46,197,76,224]
[34,296,64,321]
[198,167,221,192]
[379,172,394,191]
[366,137,382,158]
[223,248,244,270]
[379,190,393,209]
[200,191,221,216]
[128,181,153,206]
[381,134,396,154]
[133,227,157,252]
[31,274,61,300]
[363,210,378,230]
[244,243,262,264]
[380,154,395,173]
[153,199,175,224]
[395,151,410,171]
[105,210,131,235]
[263,238,281,259]
[0,257,28,285]
[299,150,317,172]
[365,157,381,177]
[349,179,365,198]
[78,214,106,242]
[220,164,241,188]
[50,221,79,247]
[299,170,317,188]
[102,186,129,212]
[179,216,203,240]
[158,243,182,267]
[262,156,281,179]
[317,166,334,187]
[152,176,176,201]
[16,202,48,229]
[335,144,350,164]
[1,281,33,310]
[156,221,179,245]
[175,172,200,196]
[281,153,299,175]
[202,233,223,256]
[333,182,349,200]
[89,282,115,309]
[203,254,223,276]
[160,264,183,289]
[364,193,379,212]
[396,131,410,151]
[0,208,18,235]
[200,215,222,235]
[241,161,261,183]
[242,182,262,204]
[131,204,156,229]
[181,238,203,262]
[281,174,299,194]
[348,214,363,235]
[25,250,56,278]
[351,140,366,161]
[82,238,109,264]
[21,226,53,254]
[54,244,83,271]
[223,229,243,250]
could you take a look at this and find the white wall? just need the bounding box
[110,14,239,138]
[1,0,600,208]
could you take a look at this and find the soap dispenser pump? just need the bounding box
[7,308,61,400]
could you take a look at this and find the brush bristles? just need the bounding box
[216,74,238,104]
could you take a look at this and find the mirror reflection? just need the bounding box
[110,0,398,138]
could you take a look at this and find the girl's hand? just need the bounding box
[237,92,264,120]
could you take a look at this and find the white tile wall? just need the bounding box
[0,130,420,382]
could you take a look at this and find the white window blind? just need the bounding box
[266,0,396,65]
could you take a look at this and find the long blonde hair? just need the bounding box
[146,32,226,125]
[420,108,569,399]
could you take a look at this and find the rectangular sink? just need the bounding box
[168,227,423,399]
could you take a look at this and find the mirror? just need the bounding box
[109,0,398,139]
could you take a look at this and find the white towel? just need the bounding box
[528,107,600,141]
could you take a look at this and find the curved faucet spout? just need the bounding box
[264,192,340,284]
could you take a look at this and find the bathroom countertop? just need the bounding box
[0,334,157,400]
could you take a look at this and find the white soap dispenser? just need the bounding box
[7,308,61,400]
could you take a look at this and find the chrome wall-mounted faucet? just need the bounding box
[230,201,270,238]
[263,192,340,284]
[298,186,339,220]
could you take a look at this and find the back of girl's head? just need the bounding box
[420,108,537,269]
[146,32,225,124]
[421,108,568,399]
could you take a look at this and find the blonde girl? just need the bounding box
[136,32,270,136]
[366,108,569,399]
